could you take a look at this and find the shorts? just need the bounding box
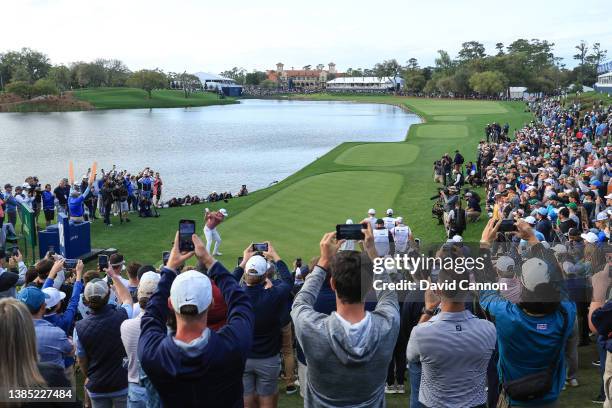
[243,355,281,397]
[120,201,129,212]
[44,209,55,221]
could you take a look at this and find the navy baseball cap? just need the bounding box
[17,286,49,313]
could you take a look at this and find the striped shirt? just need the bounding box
[406,310,496,408]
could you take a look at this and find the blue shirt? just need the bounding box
[480,292,576,406]
[34,318,73,368]
[42,191,55,211]
[68,185,91,217]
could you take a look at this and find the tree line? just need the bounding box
[221,39,607,96]
[0,48,206,99]
[1,38,608,100]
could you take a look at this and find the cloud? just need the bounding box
[1,0,609,72]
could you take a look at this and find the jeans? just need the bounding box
[127,383,147,408]
[90,394,127,408]
[409,362,422,408]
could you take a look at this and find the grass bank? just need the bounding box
[72,87,238,109]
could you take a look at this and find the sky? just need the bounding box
[2,0,610,74]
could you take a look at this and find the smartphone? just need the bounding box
[336,224,365,240]
[178,219,196,252]
[98,255,109,270]
[498,219,517,233]
[162,251,170,266]
[252,243,269,252]
[237,256,244,266]
[64,259,78,269]
[48,246,55,256]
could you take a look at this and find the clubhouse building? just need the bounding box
[266,62,341,89]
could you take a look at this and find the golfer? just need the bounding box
[204,208,228,256]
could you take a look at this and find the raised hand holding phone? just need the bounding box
[166,232,195,271]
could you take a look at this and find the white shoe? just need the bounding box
[384,385,396,394]
[396,384,405,394]
[213,252,223,256]
[567,378,579,387]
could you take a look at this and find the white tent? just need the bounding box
[327,76,404,90]
[508,87,528,99]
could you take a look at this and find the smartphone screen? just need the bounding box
[179,220,196,252]
[252,243,268,252]
[64,259,77,269]
[98,255,109,270]
[336,224,365,240]
[162,251,170,265]
[237,256,244,266]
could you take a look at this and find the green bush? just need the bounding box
[5,81,33,99]
[32,79,59,97]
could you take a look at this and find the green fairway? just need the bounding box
[72,87,237,109]
[334,143,419,166]
[415,123,469,139]
[432,115,467,121]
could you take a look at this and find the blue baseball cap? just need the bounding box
[537,207,549,216]
[17,286,49,313]
[590,180,603,188]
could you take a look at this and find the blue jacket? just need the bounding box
[233,260,293,358]
[42,191,55,211]
[68,186,90,217]
[3,192,17,213]
[138,263,254,408]
[43,279,83,335]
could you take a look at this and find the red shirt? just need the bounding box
[207,282,228,331]
[206,212,224,229]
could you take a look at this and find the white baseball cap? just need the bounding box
[138,271,160,299]
[396,216,404,224]
[346,219,354,224]
[581,231,599,243]
[521,258,550,291]
[594,211,608,222]
[42,287,66,309]
[386,208,393,216]
[523,216,537,225]
[84,279,110,301]
[562,261,578,275]
[552,244,568,254]
[170,270,212,314]
[526,185,536,192]
[604,194,612,200]
[219,208,228,217]
[544,178,555,184]
[368,208,376,215]
[494,256,515,273]
[245,255,268,276]
[452,235,463,243]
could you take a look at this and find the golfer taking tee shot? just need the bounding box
[204,207,228,256]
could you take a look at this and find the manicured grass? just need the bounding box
[334,143,419,166]
[72,87,237,110]
[415,123,469,139]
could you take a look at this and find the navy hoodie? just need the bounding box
[138,262,254,408]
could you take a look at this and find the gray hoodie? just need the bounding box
[291,266,399,407]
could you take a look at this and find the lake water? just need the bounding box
[0,99,420,198]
